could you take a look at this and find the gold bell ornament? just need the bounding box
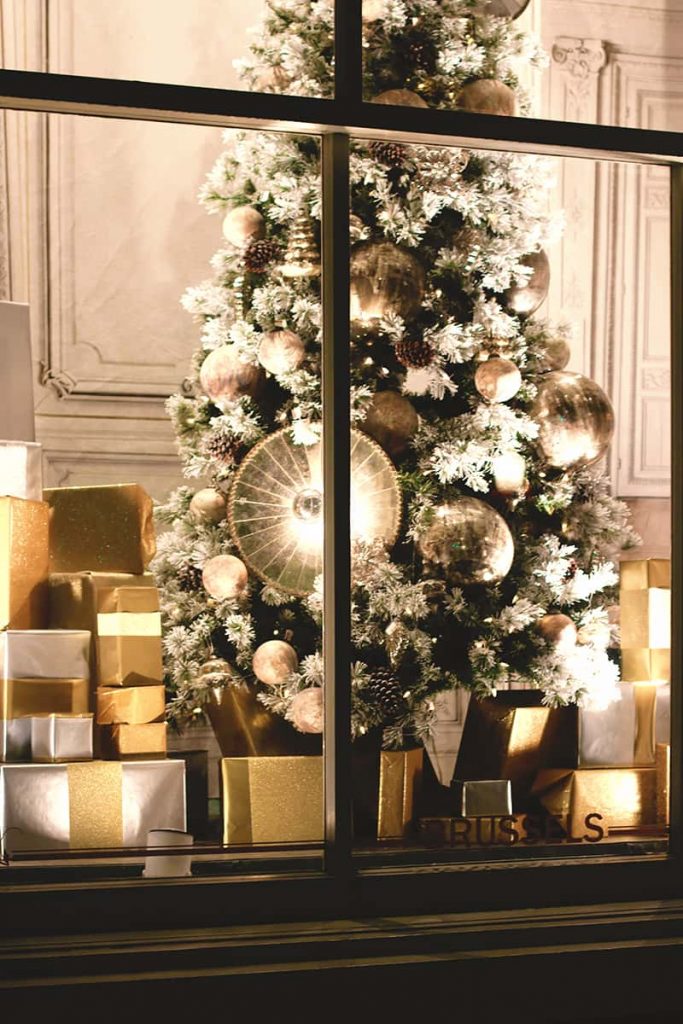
[281,209,320,279]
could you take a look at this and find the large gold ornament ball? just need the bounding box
[532,371,615,469]
[199,346,265,407]
[290,687,323,733]
[350,242,425,323]
[189,488,227,525]
[477,0,532,18]
[361,390,419,459]
[372,89,429,108]
[258,330,306,375]
[503,249,550,317]
[252,639,299,687]
[417,497,515,585]
[474,357,522,403]
[456,79,517,116]
[222,205,265,248]
[202,554,249,600]
[538,613,578,652]
[538,336,571,372]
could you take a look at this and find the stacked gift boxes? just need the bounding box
[0,439,185,855]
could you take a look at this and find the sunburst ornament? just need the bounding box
[228,428,401,596]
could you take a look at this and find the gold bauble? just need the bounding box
[532,371,615,469]
[222,206,265,248]
[252,639,299,686]
[503,249,550,317]
[456,79,517,116]
[258,330,306,375]
[538,337,571,372]
[350,242,425,323]
[474,357,522,403]
[538,613,578,652]
[229,427,400,596]
[198,657,234,683]
[281,210,320,279]
[189,488,227,525]
[476,0,532,18]
[202,554,249,600]
[417,497,514,585]
[372,89,429,108]
[199,346,265,407]
[290,687,323,733]
[361,390,419,459]
[492,452,526,496]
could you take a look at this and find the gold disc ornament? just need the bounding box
[532,371,615,470]
[456,79,517,116]
[252,640,299,686]
[202,554,249,600]
[350,242,425,323]
[417,497,514,586]
[503,249,550,317]
[229,428,401,596]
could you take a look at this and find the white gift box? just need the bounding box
[0,440,43,501]
[0,758,186,856]
[31,714,94,763]
[143,828,193,878]
[0,629,90,680]
[0,719,31,762]
[579,682,670,766]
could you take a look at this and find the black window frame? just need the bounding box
[0,1,682,939]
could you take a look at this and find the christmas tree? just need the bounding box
[153,0,636,750]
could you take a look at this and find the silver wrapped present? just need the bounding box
[31,714,94,763]
[0,440,43,502]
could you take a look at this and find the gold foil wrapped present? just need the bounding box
[656,743,670,827]
[100,722,167,759]
[0,677,89,717]
[620,559,670,683]
[45,484,156,574]
[377,748,423,839]
[96,684,165,725]
[221,756,323,845]
[48,572,160,690]
[532,767,657,837]
[0,496,48,629]
[455,693,578,804]
[0,759,185,855]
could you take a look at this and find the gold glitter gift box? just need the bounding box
[532,766,657,837]
[44,483,156,575]
[0,758,185,856]
[377,749,424,839]
[49,571,161,690]
[221,756,323,845]
[0,496,49,629]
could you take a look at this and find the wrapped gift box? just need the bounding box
[1,628,90,681]
[455,692,578,805]
[0,719,31,762]
[31,714,94,763]
[656,743,670,827]
[620,559,670,683]
[96,684,165,724]
[221,756,323,845]
[579,682,669,766]
[0,496,49,629]
[100,722,167,759]
[49,572,161,689]
[452,778,512,817]
[44,483,156,574]
[0,758,186,856]
[532,767,657,837]
[377,749,423,839]
[0,440,42,501]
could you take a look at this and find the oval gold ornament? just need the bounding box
[350,241,425,323]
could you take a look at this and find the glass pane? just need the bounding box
[342,132,671,862]
[0,110,325,876]
[362,0,683,134]
[0,1,333,98]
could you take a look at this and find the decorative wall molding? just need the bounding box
[552,37,607,111]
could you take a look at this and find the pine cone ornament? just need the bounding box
[369,141,406,167]
[394,337,434,368]
[367,667,405,719]
[243,239,281,273]
[204,431,241,464]
[177,562,204,592]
